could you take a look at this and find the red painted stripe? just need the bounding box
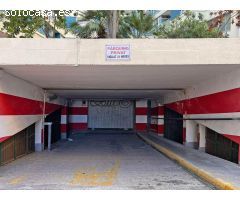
[70,107,88,115]
[223,134,240,144]
[150,124,164,134]
[151,107,158,116]
[158,106,164,115]
[135,107,147,115]
[0,93,61,115]
[0,136,11,143]
[45,103,61,114]
[151,106,164,116]
[61,106,67,115]
[158,124,164,134]
[166,88,240,115]
[135,123,147,131]
[61,124,67,133]
[70,123,88,131]
[150,124,158,132]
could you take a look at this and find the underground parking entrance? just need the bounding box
[1,39,240,189]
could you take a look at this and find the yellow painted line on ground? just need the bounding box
[8,176,26,185]
[70,160,120,187]
[138,133,239,190]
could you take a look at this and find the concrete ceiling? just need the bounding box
[2,64,240,99]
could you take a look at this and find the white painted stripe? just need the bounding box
[151,115,164,118]
[69,115,87,123]
[136,115,147,123]
[187,112,240,119]
[151,119,164,125]
[158,119,164,125]
[197,120,240,136]
[0,72,65,106]
[0,71,44,101]
[71,100,88,107]
[0,115,42,138]
[61,115,67,124]
[136,100,147,107]
[151,118,158,124]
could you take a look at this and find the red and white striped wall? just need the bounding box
[69,100,88,132]
[150,101,164,135]
[0,71,65,149]
[163,68,240,161]
[60,106,68,139]
[165,88,240,160]
[135,100,148,131]
[166,88,240,134]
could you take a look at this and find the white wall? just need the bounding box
[1,38,240,66]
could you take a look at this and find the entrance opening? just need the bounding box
[164,107,183,144]
[44,108,61,148]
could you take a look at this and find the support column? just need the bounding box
[61,105,68,139]
[199,124,206,152]
[35,119,43,152]
[135,100,148,132]
[185,120,198,149]
[157,105,164,135]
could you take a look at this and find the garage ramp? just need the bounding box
[0,131,211,189]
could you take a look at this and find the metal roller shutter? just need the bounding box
[164,107,183,144]
[206,128,239,164]
[88,100,134,129]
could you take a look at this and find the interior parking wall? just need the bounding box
[0,70,65,144]
[163,68,240,162]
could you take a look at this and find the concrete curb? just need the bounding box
[137,133,239,190]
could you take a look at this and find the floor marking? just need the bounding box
[8,176,26,185]
[70,160,120,187]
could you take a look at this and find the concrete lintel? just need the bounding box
[1,38,240,66]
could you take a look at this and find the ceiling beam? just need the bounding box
[44,88,184,91]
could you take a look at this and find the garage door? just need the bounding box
[206,128,239,164]
[164,107,183,144]
[88,100,134,129]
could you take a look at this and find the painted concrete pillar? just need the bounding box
[61,105,68,139]
[135,100,148,132]
[199,124,206,151]
[185,120,198,149]
[35,119,43,152]
[69,100,88,133]
[157,105,164,135]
